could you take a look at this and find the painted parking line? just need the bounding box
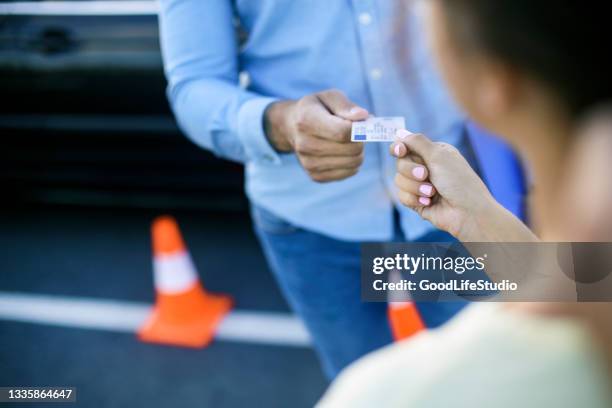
[0,1,159,16]
[0,291,311,348]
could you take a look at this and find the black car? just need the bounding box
[0,0,245,210]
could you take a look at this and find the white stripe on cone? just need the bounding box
[388,301,413,310]
[153,251,199,294]
[387,269,413,305]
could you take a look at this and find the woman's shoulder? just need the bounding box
[318,303,611,408]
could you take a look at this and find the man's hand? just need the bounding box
[264,89,369,183]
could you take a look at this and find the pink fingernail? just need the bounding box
[394,144,402,157]
[396,129,412,140]
[419,185,433,196]
[412,166,425,179]
[419,197,431,206]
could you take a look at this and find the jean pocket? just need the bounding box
[250,205,300,235]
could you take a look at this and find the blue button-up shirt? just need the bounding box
[159,0,464,241]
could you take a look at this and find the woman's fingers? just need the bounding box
[390,140,428,180]
[391,141,428,171]
[395,172,436,204]
[390,141,408,158]
[397,131,436,161]
[390,129,414,158]
[391,132,436,208]
[395,173,436,197]
[396,157,429,181]
[397,189,432,208]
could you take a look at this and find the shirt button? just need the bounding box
[358,12,372,26]
[263,154,274,162]
[370,68,383,80]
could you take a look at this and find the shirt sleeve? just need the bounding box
[158,0,282,165]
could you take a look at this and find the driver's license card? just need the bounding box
[351,117,406,142]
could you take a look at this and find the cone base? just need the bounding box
[138,294,233,348]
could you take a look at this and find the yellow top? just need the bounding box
[318,303,612,408]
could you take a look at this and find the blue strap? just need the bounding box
[466,122,527,222]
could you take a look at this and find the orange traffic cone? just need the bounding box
[138,215,233,348]
[387,270,425,341]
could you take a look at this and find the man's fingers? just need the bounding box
[299,101,353,143]
[297,90,368,142]
[317,89,369,121]
[310,167,360,183]
[300,154,364,173]
[294,136,364,157]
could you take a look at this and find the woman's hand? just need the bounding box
[391,130,536,242]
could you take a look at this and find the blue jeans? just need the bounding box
[251,205,466,379]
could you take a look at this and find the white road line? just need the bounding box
[0,292,311,348]
[0,1,159,16]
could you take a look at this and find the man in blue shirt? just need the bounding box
[159,0,467,378]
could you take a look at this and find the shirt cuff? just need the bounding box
[237,96,282,165]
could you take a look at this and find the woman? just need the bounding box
[318,0,612,406]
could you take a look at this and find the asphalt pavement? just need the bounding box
[0,205,328,407]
